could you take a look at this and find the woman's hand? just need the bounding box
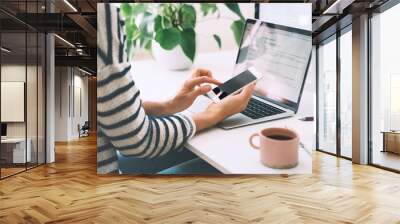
[167,68,220,113]
[143,69,220,116]
[192,83,255,131]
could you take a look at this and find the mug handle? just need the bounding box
[249,133,260,149]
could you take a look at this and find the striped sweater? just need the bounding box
[97,4,196,174]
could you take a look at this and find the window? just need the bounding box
[0,0,47,179]
[370,2,400,171]
[317,24,353,159]
[317,36,337,155]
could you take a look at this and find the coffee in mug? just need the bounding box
[249,127,299,169]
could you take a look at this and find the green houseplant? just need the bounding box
[121,3,245,70]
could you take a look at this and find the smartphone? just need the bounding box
[206,67,262,102]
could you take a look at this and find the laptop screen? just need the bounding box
[234,19,312,112]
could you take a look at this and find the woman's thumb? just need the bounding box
[240,83,256,98]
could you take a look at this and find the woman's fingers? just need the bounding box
[192,85,212,97]
[192,69,222,85]
[236,83,256,109]
[240,83,256,99]
[193,68,212,78]
[185,76,220,89]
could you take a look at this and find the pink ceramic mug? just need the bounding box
[249,128,299,169]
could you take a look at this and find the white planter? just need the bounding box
[152,41,193,71]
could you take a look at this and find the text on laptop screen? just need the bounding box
[234,20,312,110]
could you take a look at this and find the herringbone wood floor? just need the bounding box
[1,135,400,224]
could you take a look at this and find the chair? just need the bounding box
[78,121,90,138]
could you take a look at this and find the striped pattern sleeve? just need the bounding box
[97,131,118,174]
[97,4,196,174]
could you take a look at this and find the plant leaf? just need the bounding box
[162,16,172,29]
[180,28,196,61]
[179,4,196,29]
[231,20,245,46]
[224,3,244,20]
[125,19,139,40]
[126,38,133,60]
[140,34,152,48]
[131,3,147,17]
[200,3,217,16]
[213,34,221,49]
[154,15,162,32]
[144,39,152,50]
[154,15,172,32]
[161,3,176,19]
[120,3,133,18]
[155,27,181,50]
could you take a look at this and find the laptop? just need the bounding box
[189,19,312,129]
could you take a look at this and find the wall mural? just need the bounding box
[97,3,314,175]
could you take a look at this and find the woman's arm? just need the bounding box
[97,62,196,158]
[142,101,172,116]
[97,4,196,173]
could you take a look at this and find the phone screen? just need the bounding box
[212,70,257,100]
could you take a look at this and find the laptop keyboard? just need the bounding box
[241,98,285,119]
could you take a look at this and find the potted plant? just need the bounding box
[121,3,245,70]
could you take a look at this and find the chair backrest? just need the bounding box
[82,121,90,129]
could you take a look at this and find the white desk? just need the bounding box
[133,50,314,174]
[1,138,31,163]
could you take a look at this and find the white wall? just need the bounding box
[55,66,69,141]
[54,67,89,141]
[72,74,89,138]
